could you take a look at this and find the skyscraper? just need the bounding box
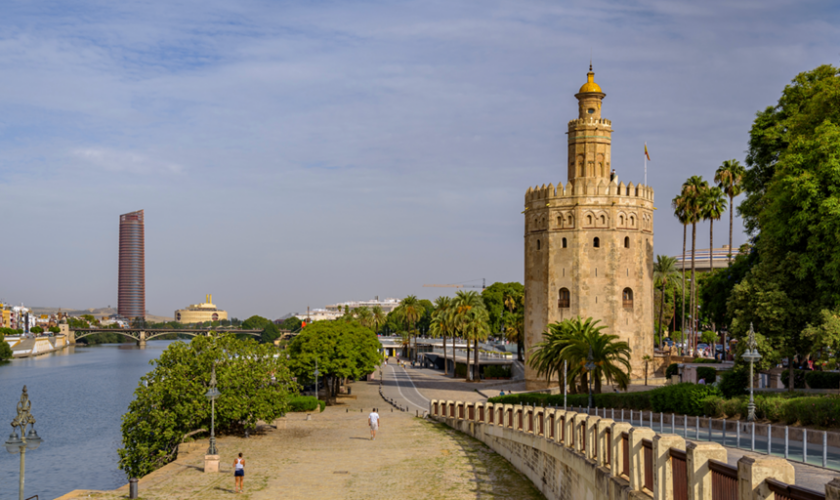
[118,210,145,320]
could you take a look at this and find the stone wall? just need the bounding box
[430,399,840,500]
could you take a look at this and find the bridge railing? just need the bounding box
[430,399,840,500]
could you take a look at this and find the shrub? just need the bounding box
[693,358,718,364]
[718,367,748,398]
[288,395,325,413]
[484,364,512,379]
[696,367,717,384]
[781,369,807,389]
[649,383,719,415]
[30,326,44,334]
[804,371,840,389]
[665,363,679,379]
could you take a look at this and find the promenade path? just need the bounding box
[57,374,545,500]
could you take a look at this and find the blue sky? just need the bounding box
[1,0,837,319]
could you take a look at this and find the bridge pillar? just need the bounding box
[138,330,146,348]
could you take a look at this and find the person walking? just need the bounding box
[368,408,380,440]
[233,453,245,493]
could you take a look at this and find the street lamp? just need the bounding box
[585,346,596,409]
[742,323,762,422]
[5,386,42,500]
[563,360,568,411]
[205,363,221,455]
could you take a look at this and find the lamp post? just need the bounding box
[5,386,42,500]
[314,360,320,402]
[205,363,221,455]
[585,346,596,409]
[742,323,762,422]
[563,360,568,411]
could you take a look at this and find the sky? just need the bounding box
[1,0,837,319]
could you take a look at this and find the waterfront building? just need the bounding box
[324,297,401,314]
[523,66,654,388]
[118,210,145,320]
[175,295,228,324]
[672,245,745,273]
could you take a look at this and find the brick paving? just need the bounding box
[56,376,545,500]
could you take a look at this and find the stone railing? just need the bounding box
[429,400,840,500]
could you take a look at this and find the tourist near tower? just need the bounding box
[523,65,655,389]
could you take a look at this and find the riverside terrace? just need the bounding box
[430,399,840,500]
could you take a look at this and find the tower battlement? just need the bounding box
[524,180,654,203]
[567,117,612,128]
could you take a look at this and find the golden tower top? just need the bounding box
[578,64,602,94]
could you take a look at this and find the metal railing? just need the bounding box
[671,448,688,500]
[643,439,653,491]
[766,478,826,500]
[709,459,738,500]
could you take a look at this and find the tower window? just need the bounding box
[623,288,634,309]
[619,215,624,225]
[593,237,600,248]
[562,238,567,248]
[600,215,606,225]
[537,239,541,250]
[587,215,593,225]
[630,216,636,227]
[587,108,595,114]
[568,215,574,226]
[557,216,562,227]
[558,288,570,308]
[624,236,630,248]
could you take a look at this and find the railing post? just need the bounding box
[612,407,615,421]
[708,417,712,441]
[686,441,727,500]
[722,418,727,445]
[653,434,685,500]
[650,410,654,430]
[737,456,794,500]
[737,421,741,448]
[695,416,699,439]
[611,421,633,478]
[672,413,675,435]
[784,426,789,459]
[597,418,615,468]
[804,428,808,463]
[751,422,756,451]
[824,431,828,468]
[629,426,656,492]
[660,412,664,433]
[767,424,772,456]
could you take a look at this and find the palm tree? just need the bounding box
[702,186,727,272]
[671,193,690,348]
[400,296,424,363]
[354,306,373,329]
[715,159,746,264]
[503,290,524,361]
[430,296,453,375]
[452,290,486,381]
[527,317,631,393]
[653,255,683,350]
[371,305,386,334]
[466,306,491,381]
[681,176,709,355]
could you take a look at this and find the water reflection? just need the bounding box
[0,341,178,500]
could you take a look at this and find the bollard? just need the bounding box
[768,424,772,455]
[129,478,138,499]
[823,431,827,468]
[804,428,808,463]
[785,426,789,459]
[751,422,755,451]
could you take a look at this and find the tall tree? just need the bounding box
[671,192,691,349]
[429,296,453,375]
[701,186,728,272]
[371,306,386,334]
[503,289,524,361]
[714,159,746,264]
[653,255,683,350]
[452,290,487,381]
[681,175,709,354]
[399,296,424,363]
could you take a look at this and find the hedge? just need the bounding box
[778,369,840,389]
[484,364,512,379]
[488,383,719,416]
[288,395,326,413]
[696,367,717,384]
[702,394,840,427]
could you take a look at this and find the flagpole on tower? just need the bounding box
[644,142,650,186]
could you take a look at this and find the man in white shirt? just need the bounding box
[368,408,380,440]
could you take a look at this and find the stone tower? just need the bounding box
[523,66,654,389]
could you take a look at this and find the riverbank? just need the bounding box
[56,377,546,500]
[4,334,69,357]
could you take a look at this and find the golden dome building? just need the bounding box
[175,295,228,324]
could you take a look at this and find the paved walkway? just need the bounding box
[57,376,545,500]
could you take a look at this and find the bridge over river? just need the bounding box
[68,328,263,346]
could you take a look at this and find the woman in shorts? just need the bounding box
[234,452,245,493]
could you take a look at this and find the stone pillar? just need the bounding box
[585,415,601,460]
[610,422,632,478]
[138,330,146,348]
[572,413,588,453]
[564,412,578,447]
[552,409,565,443]
[204,454,220,473]
[737,456,794,500]
[686,441,727,500]
[825,478,840,500]
[653,434,686,500]
[596,418,615,468]
[629,426,655,491]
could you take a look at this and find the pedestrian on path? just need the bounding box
[233,452,245,493]
[369,408,380,440]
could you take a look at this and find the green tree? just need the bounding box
[48,326,61,334]
[0,330,13,361]
[280,316,303,332]
[653,255,683,350]
[429,296,453,375]
[528,317,631,393]
[371,306,386,334]
[261,322,282,344]
[680,176,709,353]
[480,282,524,336]
[30,326,44,334]
[241,315,271,330]
[715,159,746,264]
[504,288,525,361]
[397,296,424,362]
[672,193,691,343]
[701,186,727,273]
[452,290,488,381]
[118,334,294,478]
[288,320,380,404]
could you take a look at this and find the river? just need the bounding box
[0,341,177,500]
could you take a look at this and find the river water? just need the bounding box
[0,341,177,500]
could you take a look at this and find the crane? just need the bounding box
[423,278,486,291]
